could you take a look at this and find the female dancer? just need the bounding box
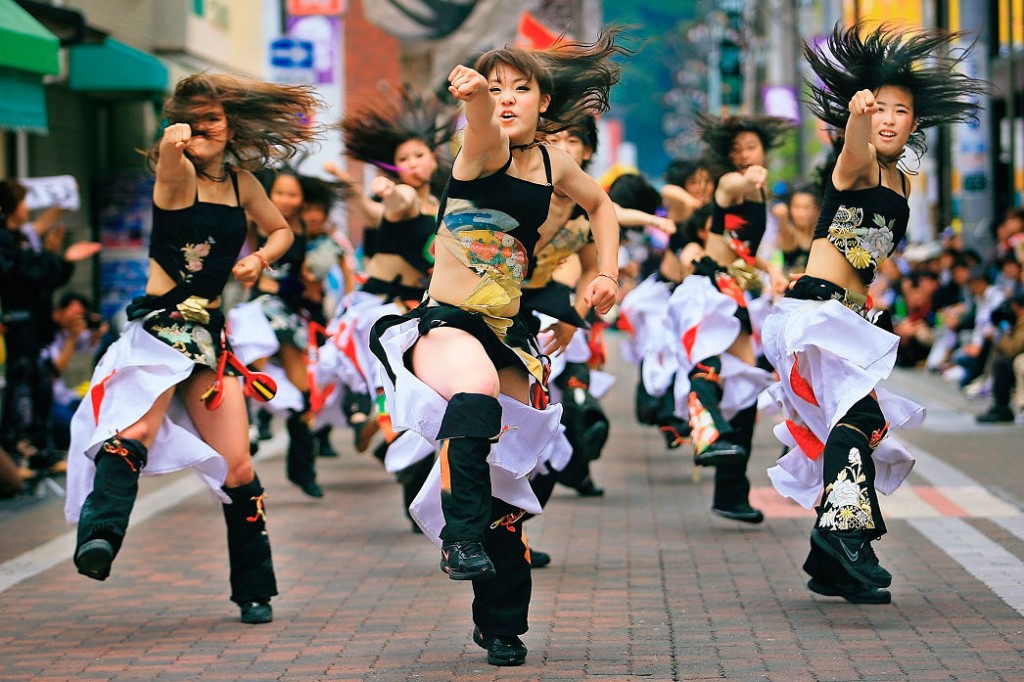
[316,90,454,526]
[762,23,984,601]
[666,114,791,523]
[66,73,319,624]
[371,33,625,666]
[772,183,821,278]
[245,169,327,497]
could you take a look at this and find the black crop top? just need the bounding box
[710,190,767,265]
[437,144,554,280]
[375,213,436,275]
[149,170,247,300]
[813,169,909,286]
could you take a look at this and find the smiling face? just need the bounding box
[270,174,303,222]
[872,85,917,163]
[728,131,765,171]
[488,63,551,146]
[394,138,436,189]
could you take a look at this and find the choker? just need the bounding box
[510,141,540,152]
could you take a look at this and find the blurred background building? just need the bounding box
[0,0,1021,309]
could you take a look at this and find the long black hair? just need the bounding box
[804,22,987,157]
[696,114,793,175]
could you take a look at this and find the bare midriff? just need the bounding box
[145,259,222,308]
[803,238,869,295]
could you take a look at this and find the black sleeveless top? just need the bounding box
[149,170,247,300]
[710,190,767,264]
[375,213,436,275]
[813,169,909,286]
[437,144,554,279]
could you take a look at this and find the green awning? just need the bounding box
[0,66,48,133]
[69,38,168,94]
[0,0,60,75]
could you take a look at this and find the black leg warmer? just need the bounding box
[437,393,502,544]
[712,403,757,510]
[687,357,735,455]
[75,436,148,574]
[817,395,889,539]
[285,399,318,492]
[222,473,278,606]
[472,500,531,636]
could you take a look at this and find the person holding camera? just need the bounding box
[976,294,1024,423]
[41,293,109,451]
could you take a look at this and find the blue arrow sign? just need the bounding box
[270,38,314,69]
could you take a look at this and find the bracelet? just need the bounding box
[596,272,619,286]
[252,250,274,272]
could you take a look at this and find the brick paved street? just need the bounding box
[1,335,1022,681]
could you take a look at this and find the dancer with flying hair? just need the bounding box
[66,73,321,624]
[370,31,626,666]
[318,87,457,526]
[761,22,986,603]
[665,114,791,524]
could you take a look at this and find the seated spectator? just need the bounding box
[952,266,1007,389]
[893,273,939,367]
[977,295,1024,423]
[41,293,107,451]
[994,251,1023,299]
[990,208,1024,266]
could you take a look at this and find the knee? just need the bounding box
[118,421,157,449]
[225,458,254,488]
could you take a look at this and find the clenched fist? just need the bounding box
[447,65,486,102]
[849,89,877,117]
[161,123,192,151]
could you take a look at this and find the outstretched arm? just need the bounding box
[447,65,506,181]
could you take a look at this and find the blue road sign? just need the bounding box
[270,38,314,69]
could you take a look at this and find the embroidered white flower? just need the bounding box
[501,234,515,247]
[848,447,862,466]
[826,478,862,509]
[863,224,893,261]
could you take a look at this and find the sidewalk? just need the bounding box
[0,340,1022,681]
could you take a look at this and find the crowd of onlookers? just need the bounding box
[0,179,105,497]
[879,209,1024,424]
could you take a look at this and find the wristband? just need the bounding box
[596,272,618,286]
[252,250,274,272]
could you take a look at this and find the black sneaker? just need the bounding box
[75,538,114,581]
[811,528,892,588]
[575,478,605,497]
[694,441,747,467]
[530,549,551,568]
[240,601,273,624]
[440,540,495,580]
[712,503,764,524]
[807,577,892,605]
[976,405,1014,424]
[473,626,527,666]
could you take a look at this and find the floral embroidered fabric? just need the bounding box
[812,174,909,287]
[818,446,875,531]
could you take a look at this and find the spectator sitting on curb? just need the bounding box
[977,295,1024,423]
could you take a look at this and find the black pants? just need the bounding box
[817,395,888,539]
[472,498,531,636]
[1,354,52,453]
[992,352,1017,407]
